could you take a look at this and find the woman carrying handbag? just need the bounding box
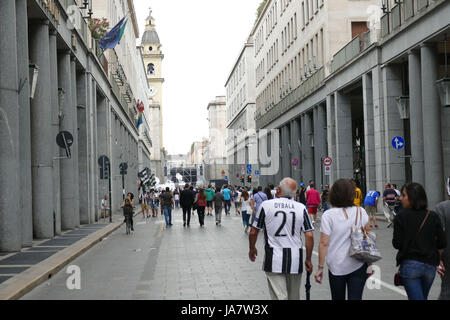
[314,179,375,300]
[393,183,447,300]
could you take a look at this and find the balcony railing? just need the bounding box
[256,67,325,129]
[381,0,437,38]
[58,0,89,45]
[93,39,108,74]
[331,32,370,74]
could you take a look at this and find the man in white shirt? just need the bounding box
[249,178,315,300]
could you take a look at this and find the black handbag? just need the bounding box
[394,211,430,286]
[193,201,199,211]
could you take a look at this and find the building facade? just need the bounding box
[140,9,165,182]
[204,96,228,184]
[225,36,259,188]
[254,0,450,208]
[0,0,152,252]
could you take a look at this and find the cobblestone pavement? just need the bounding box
[21,207,443,300]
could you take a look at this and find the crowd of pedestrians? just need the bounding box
[119,175,450,301]
[247,176,449,301]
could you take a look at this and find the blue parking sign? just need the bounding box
[392,136,405,150]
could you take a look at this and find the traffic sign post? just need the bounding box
[323,156,333,167]
[98,155,112,223]
[120,162,128,200]
[56,131,74,159]
[392,136,405,150]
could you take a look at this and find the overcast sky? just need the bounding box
[134,0,261,155]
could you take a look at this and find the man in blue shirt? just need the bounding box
[364,190,380,229]
[222,185,232,215]
[251,186,268,224]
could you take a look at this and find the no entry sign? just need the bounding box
[291,158,299,167]
[323,156,333,167]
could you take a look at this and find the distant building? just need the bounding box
[204,96,228,184]
[225,36,258,188]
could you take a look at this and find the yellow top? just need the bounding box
[354,187,363,207]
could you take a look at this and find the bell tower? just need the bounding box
[141,7,165,181]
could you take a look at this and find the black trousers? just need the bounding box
[328,264,369,300]
[197,207,205,226]
[182,206,192,225]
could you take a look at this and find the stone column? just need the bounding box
[382,64,405,187]
[314,104,327,189]
[326,95,336,185]
[281,125,291,179]
[362,73,376,191]
[16,0,33,246]
[290,118,301,183]
[408,50,425,185]
[0,0,21,252]
[49,29,61,235]
[58,51,75,230]
[421,44,444,207]
[372,66,386,193]
[334,91,353,179]
[71,58,80,228]
[29,20,54,239]
[77,72,89,224]
[301,112,315,184]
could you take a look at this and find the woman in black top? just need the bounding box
[393,183,446,300]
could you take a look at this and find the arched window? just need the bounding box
[147,63,155,75]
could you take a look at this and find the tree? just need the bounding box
[256,0,269,19]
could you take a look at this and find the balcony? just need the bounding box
[93,39,108,74]
[58,0,89,45]
[380,0,438,39]
[330,30,373,74]
[256,67,325,129]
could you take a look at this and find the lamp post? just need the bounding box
[436,35,450,108]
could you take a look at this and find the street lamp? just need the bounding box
[29,64,39,99]
[436,35,450,108]
[396,96,410,119]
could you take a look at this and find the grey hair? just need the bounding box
[279,178,297,199]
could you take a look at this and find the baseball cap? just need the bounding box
[300,183,305,187]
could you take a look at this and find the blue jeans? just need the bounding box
[224,200,231,214]
[400,260,436,300]
[322,201,328,211]
[163,206,172,226]
[242,210,250,227]
[328,264,368,300]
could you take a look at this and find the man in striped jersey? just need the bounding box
[249,178,315,300]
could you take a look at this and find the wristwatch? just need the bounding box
[318,265,324,270]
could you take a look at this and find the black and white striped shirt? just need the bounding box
[252,197,314,274]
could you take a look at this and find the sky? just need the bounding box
[134,0,262,155]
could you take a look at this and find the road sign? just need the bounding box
[291,158,299,167]
[119,162,128,171]
[224,176,228,180]
[56,131,74,158]
[324,166,331,176]
[98,156,110,180]
[323,156,333,167]
[392,136,405,150]
[56,131,74,148]
[246,164,252,175]
[255,170,260,175]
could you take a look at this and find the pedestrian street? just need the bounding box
[21,207,443,300]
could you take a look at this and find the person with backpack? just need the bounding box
[393,183,447,300]
[205,185,215,216]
